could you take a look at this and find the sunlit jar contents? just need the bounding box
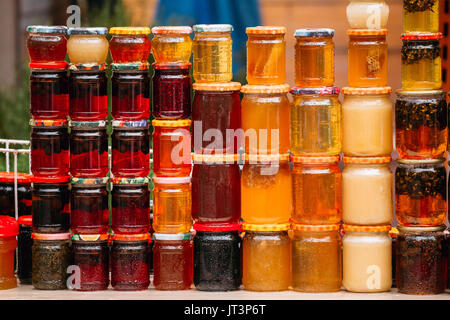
[342,224,392,293]
[290,86,341,156]
[291,156,341,225]
[152,120,192,177]
[241,154,292,225]
[151,26,192,64]
[153,233,193,290]
[192,24,233,82]
[67,27,109,66]
[395,90,447,159]
[192,82,242,154]
[242,223,291,291]
[30,119,69,177]
[111,233,150,291]
[32,176,70,233]
[0,216,18,290]
[72,234,109,291]
[246,26,286,85]
[70,121,108,178]
[241,84,290,155]
[0,172,33,218]
[395,159,446,227]
[111,120,150,178]
[70,177,109,235]
[342,156,392,225]
[347,29,387,87]
[109,27,151,64]
[152,62,191,120]
[111,177,150,234]
[346,0,390,29]
[403,0,439,32]
[152,177,192,234]
[294,28,335,87]
[193,223,242,291]
[401,32,442,90]
[32,232,71,290]
[26,26,68,67]
[342,87,392,156]
[192,154,241,224]
[291,224,342,292]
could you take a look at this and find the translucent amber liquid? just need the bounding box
[0,237,17,290]
[402,56,441,90]
[151,34,192,64]
[403,0,439,32]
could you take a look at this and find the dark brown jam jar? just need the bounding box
[18,215,33,284]
[0,172,33,218]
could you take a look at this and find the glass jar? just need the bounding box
[242,154,292,224]
[342,156,393,225]
[70,177,109,234]
[109,27,151,64]
[193,223,241,291]
[397,226,447,294]
[342,224,392,292]
[70,121,109,178]
[32,176,70,233]
[72,234,109,291]
[151,26,192,64]
[26,26,68,65]
[67,27,109,65]
[32,232,71,290]
[291,224,342,292]
[153,233,193,290]
[30,119,69,177]
[403,0,439,32]
[152,119,192,177]
[192,154,241,224]
[346,0,390,29]
[111,233,150,291]
[342,87,393,156]
[246,26,286,85]
[395,159,446,227]
[18,216,33,284]
[292,156,341,225]
[192,24,233,82]
[347,29,387,87]
[294,28,335,87]
[390,227,398,288]
[192,82,242,154]
[290,87,341,156]
[241,84,290,155]
[395,90,447,159]
[401,32,442,90]
[242,223,291,291]
[0,216,18,290]
[152,62,191,120]
[111,177,150,234]
[152,177,192,234]
[0,172,33,218]
[111,120,150,178]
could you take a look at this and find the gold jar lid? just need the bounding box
[343,156,391,164]
[246,26,286,35]
[241,84,290,94]
[193,82,241,91]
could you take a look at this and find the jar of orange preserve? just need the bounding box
[0,216,18,290]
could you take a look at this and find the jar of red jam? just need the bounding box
[0,172,33,218]
[152,62,191,120]
[111,120,150,178]
[153,233,193,290]
[70,121,108,178]
[192,82,242,154]
[0,216,18,290]
[111,177,150,234]
[26,26,68,67]
[192,154,241,224]
[152,119,191,177]
[72,233,109,291]
[109,27,151,64]
[18,215,33,285]
[30,119,69,177]
[111,233,150,291]
[70,177,109,234]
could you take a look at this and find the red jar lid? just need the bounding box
[0,216,18,237]
[29,62,68,70]
[401,32,443,40]
[18,215,32,226]
[33,176,70,183]
[0,172,33,183]
[194,223,241,232]
[32,232,71,240]
[152,62,192,70]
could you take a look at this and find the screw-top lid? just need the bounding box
[290,86,340,95]
[112,120,149,128]
[152,176,191,184]
[153,232,192,240]
[246,26,286,35]
[342,87,392,95]
[398,225,446,233]
[243,223,290,231]
[194,223,241,232]
[32,232,71,240]
[401,32,443,40]
[152,62,192,70]
[192,153,239,164]
[152,119,191,127]
[0,216,18,237]
[396,89,445,97]
[241,84,290,94]
[292,156,340,164]
[33,176,70,183]
[27,25,68,34]
[111,176,149,185]
[109,27,151,35]
[245,153,290,163]
[347,29,388,36]
[69,63,107,72]
[29,62,69,70]
[193,82,241,91]
[292,224,340,231]
[111,62,149,71]
[72,234,109,241]
[294,28,335,37]
[69,120,107,128]
[193,24,234,33]
[68,27,108,35]
[18,215,32,226]
[0,172,33,183]
[151,26,192,35]
[71,177,109,185]
[397,158,445,165]
[30,119,68,127]
[112,233,150,241]
[343,224,391,233]
[343,156,391,164]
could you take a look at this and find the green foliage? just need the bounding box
[84,0,131,28]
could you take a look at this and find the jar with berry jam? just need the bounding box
[26,26,68,67]
[109,27,151,64]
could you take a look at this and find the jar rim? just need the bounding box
[343,224,391,233]
[292,156,340,164]
[111,176,149,185]
[241,84,290,94]
[153,232,192,240]
[193,24,233,33]
[109,27,151,35]
[396,89,446,96]
[294,28,334,37]
[153,176,191,184]
[290,86,340,96]
[342,86,392,95]
[401,32,443,40]
[69,120,107,128]
[246,26,286,35]
[397,158,445,165]
[30,119,68,127]
[193,82,241,91]
[343,156,391,164]
[111,62,149,71]
[112,120,149,128]
[0,172,33,183]
[71,177,109,185]
[292,224,340,232]
[33,176,70,183]
[398,225,446,233]
[68,27,108,35]
[242,223,290,231]
[27,25,68,34]
[72,234,109,241]
[347,29,388,36]
[151,26,192,35]
[29,62,68,70]
[194,223,241,232]
[32,232,71,240]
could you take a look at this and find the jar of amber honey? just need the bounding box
[0,216,18,290]
[403,0,439,33]
[67,28,109,66]
[26,26,68,68]
[151,26,192,64]
[109,27,151,64]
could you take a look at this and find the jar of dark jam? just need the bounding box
[71,234,109,291]
[30,119,69,177]
[193,223,241,291]
[111,177,150,234]
[32,176,70,233]
[111,120,150,177]
[0,172,33,218]
[397,226,447,295]
[70,121,108,178]
[152,62,191,120]
[390,227,398,288]
[18,215,33,284]
[26,26,68,66]
[111,64,150,121]
[32,232,71,290]
[71,177,109,234]
[395,159,446,227]
[111,233,150,291]
[153,233,193,290]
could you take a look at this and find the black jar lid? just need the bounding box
[294,28,334,38]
